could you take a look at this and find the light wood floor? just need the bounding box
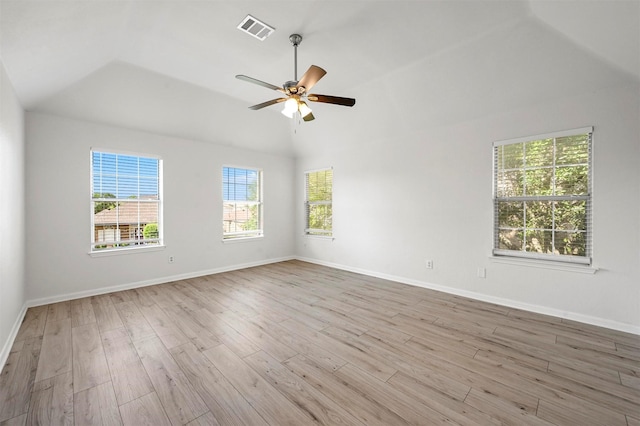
[1,260,639,425]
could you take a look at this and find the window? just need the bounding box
[223,166,262,239]
[305,168,333,237]
[493,127,592,264]
[91,150,162,252]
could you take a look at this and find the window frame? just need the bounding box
[90,149,163,255]
[304,167,333,238]
[492,127,593,265]
[222,165,263,241]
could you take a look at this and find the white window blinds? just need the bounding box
[305,168,333,236]
[91,150,162,252]
[493,127,593,264]
[223,166,262,239]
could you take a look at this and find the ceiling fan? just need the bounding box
[236,34,356,122]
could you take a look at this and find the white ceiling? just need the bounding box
[1,1,638,155]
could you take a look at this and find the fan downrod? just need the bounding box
[289,34,302,80]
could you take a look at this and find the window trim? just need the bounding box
[222,165,263,240]
[88,245,166,258]
[492,127,593,265]
[90,148,164,254]
[489,254,598,274]
[304,167,333,238]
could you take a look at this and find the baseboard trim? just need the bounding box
[295,256,640,336]
[0,303,28,373]
[26,256,295,308]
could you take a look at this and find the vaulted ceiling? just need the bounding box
[1,1,638,156]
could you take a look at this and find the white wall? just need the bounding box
[296,82,640,333]
[0,60,26,363]
[25,112,295,302]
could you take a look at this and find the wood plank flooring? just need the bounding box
[1,260,639,425]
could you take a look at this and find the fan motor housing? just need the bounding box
[284,80,301,94]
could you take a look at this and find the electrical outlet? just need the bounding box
[168,256,175,264]
[477,267,486,278]
[425,259,433,269]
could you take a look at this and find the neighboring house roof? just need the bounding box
[223,206,251,222]
[94,201,158,225]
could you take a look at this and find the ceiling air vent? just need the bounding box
[237,15,275,41]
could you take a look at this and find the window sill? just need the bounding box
[89,245,166,258]
[222,235,264,244]
[490,255,598,274]
[304,234,334,241]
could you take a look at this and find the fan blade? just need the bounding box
[296,65,326,92]
[249,98,287,110]
[307,94,356,107]
[236,75,285,92]
[303,112,315,122]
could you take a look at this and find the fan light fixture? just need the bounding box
[281,97,313,119]
[281,98,298,118]
[298,101,313,118]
